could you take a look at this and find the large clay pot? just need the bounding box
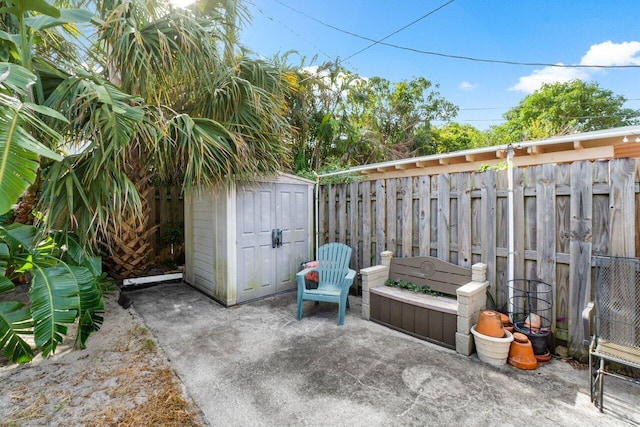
[475,310,505,338]
[471,325,514,366]
[508,332,537,370]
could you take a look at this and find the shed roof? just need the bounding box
[319,125,640,181]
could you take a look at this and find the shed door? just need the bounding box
[236,183,310,303]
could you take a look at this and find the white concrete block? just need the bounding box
[456,332,475,356]
[471,263,487,282]
[362,303,370,320]
[457,281,489,298]
[381,251,393,266]
[457,302,474,318]
[457,315,474,334]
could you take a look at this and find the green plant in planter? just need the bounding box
[159,222,184,263]
[0,224,110,364]
[385,279,443,297]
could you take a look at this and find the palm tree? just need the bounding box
[36,0,294,277]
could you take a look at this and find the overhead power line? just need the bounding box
[341,0,456,63]
[250,2,335,62]
[272,0,640,69]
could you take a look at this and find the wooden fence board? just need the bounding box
[438,174,451,262]
[401,177,413,257]
[362,181,372,267]
[349,182,359,271]
[481,172,497,297]
[536,164,556,331]
[457,173,472,268]
[375,179,386,264]
[568,160,593,355]
[514,167,526,284]
[592,161,610,254]
[386,179,397,255]
[318,185,326,245]
[337,184,347,244]
[609,158,635,256]
[329,185,337,243]
[418,176,430,256]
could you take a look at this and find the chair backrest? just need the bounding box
[317,243,352,285]
[594,255,640,349]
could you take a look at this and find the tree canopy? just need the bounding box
[488,80,639,144]
[288,62,458,174]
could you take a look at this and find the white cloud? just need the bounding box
[459,81,478,90]
[510,40,640,94]
[509,63,589,93]
[580,41,640,66]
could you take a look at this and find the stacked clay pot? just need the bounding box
[475,310,505,338]
[508,332,537,370]
[472,310,515,366]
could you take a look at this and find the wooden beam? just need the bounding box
[496,150,507,159]
[395,164,408,170]
[439,158,450,165]
[415,161,428,168]
[527,145,544,155]
[465,154,476,162]
[573,140,583,150]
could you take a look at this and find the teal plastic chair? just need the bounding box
[296,243,356,326]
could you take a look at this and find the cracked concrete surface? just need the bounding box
[128,282,640,427]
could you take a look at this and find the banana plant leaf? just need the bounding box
[29,265,79,358]
[0,301,35,364]
[69,265,103,349]
[0,274,14,293]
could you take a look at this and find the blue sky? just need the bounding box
[238,0,640,130]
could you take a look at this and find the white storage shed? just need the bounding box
[184,173,314,306]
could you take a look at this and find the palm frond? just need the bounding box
[98,1,222,102]
[37,68,147,246]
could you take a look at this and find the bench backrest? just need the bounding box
[388,256,471,297]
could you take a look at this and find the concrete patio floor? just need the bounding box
[128,282,640,427]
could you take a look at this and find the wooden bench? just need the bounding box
[360,251,489,355]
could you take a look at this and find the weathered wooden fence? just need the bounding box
[148,186,184,263]
[318,158,640,357]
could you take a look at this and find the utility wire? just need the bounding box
[458,98,640,111]
[272,0,640,69]
[341,0,456,63]
[249,1,335,62]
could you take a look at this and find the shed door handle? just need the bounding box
[272,229,283,248]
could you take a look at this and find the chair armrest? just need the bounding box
[341,269,357,292]
[582,301,594,345]
[346,269,356,282]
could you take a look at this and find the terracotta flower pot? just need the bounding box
[475,310,505,338]
[471,325,514,366]
[508,332,537,370]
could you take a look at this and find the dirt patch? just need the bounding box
[0,292,204,426]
